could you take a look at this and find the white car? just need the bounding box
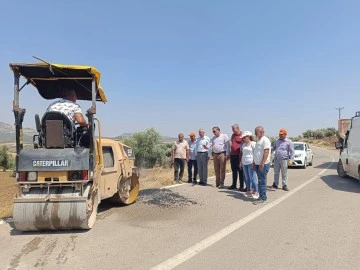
[291,142,313,168]
[271,142,313,169]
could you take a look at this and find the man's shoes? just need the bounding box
[282,185,289,191]
[239,187,247,192]
[192,181,197,184]
[227,185,237,190]
[187,180,193,183]
[253,199,266,205]
[272,183,279,189]
[218,184,224,189]
[199,182,206,186]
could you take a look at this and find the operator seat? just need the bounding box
[41,111,75,148]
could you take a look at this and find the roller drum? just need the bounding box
[13,185,97,231]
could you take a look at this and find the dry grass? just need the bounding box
[0,172,17,219]
[302,136,338,150]
[0,160,232,219]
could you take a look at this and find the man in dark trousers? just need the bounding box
[228,124,246,191]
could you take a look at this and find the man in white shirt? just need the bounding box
[195,129,211,186]
[211,126,230,188]
[253,126,271,204]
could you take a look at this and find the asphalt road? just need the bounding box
[0,147,359,270]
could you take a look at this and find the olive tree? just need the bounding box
[119,128,166,168]
[0,145,15,172]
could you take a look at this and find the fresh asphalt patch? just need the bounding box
[138,189,199,209]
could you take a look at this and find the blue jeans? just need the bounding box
[243,164,258,193]
[255,163,270,201]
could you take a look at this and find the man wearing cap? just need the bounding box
[272,128,295,191]
[228,124,246,191]
[187,132,198,184]
[172,133,190,184]
[211,126,230,188]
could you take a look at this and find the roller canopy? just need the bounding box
[9,62,107,103]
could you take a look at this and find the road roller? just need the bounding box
[10,61,140,231]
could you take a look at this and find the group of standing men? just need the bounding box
[172,125,295,205]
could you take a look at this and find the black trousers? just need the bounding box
[230,155,245,188]
[174,158,186,180]
[187,159,198,182]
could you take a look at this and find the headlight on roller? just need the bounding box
[27,172,37,181]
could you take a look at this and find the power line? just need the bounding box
[335,107,344,119]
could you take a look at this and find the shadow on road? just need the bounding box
[321,174,360,194]
[315,162,337,170]
[219,190,254,202]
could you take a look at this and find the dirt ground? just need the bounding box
[0,172,17,219]
[0,160,230,219]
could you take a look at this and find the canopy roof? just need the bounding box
[9,62,107,103]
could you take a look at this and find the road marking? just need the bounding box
[161,173,232,189]
[152,156,335,270]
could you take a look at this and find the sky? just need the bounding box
[0,0,359,139]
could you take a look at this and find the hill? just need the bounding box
[0,122,37,143]
[118,132,177,143]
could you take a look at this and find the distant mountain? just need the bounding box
[0,122,37,143]
[161,136,177,143]
[119,133,133,137]
[116,132,177,143]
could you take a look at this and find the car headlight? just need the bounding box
[27,172,37,181]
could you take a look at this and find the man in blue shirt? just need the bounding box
[195,129,211,186]
[272,128,295,191]
[187,132,198,184]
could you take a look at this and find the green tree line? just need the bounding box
[302,127,337,139]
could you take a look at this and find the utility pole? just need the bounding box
[335,107,344,119]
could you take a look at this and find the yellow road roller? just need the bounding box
[10,62,139,231]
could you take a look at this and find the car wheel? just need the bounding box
[337,160,347,178]
[302,158,307,169]
[309,156,313,166]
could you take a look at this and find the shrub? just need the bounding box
[117,128,166,168]
[0,145,15,172]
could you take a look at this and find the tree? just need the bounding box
[313,129,325,139]
[118,128,165,168]
[302,130,313,138]
[0,145,14,171]
[324,127,337,137]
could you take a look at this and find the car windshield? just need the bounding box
[294,144,305,150]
